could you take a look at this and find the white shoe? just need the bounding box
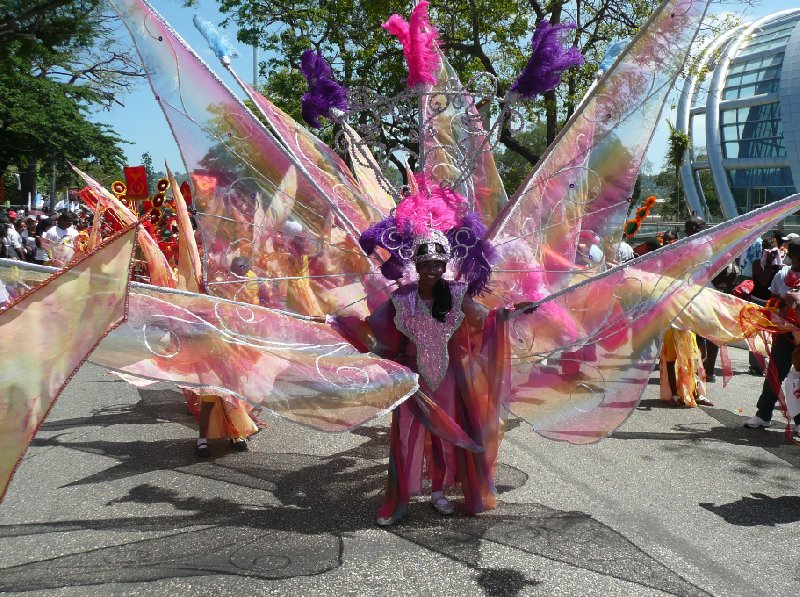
[375,514,402,527]
[431,496,454,516]
[744,416,771,428]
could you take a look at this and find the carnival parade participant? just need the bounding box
[745,239,800,434]
[42,211,79,266]
[359,175,501,525]
[659,219,714,407]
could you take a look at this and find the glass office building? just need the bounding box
[676,10,800,220]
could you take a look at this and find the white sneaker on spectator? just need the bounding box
[744,416,771,428]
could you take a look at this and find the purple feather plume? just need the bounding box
[359,216,413,281]
[447,212,495,296]
[300,49,349,128]
[360,211,496,293]
[509,20,584,100]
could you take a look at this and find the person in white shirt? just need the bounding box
[745,239,800,435]
[43,212,79,242]
[617,240,636,263]
[8,220,25,261]
[21,216,37,261]
[43,212,79,265]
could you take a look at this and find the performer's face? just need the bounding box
[416,259,446,287]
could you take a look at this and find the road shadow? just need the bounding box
[612,406,800,469]
[39,388,194,433]
[1,393,709,596]
[700,493,800,526]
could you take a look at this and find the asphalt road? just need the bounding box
[0,347,798,596]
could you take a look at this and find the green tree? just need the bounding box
[666,120,690,220]
[0,1,141,203]
[141,151,157,195]
[697,168,720,218]
[495,125,547,196]
[215,0,655,175]
[652,169,678,219]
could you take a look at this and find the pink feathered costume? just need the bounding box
[368,280,511,520]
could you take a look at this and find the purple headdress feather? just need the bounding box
[359,216,413,281]
[509,20,585,100]
[300,49,349,128]
[447,212,495,296]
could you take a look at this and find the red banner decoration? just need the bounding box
[180,180,192,206]
[123,165,149,199]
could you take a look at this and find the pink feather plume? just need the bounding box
[395,173,463,235]
[382,1,441,88]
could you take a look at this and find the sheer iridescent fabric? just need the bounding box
[102,0,800,449]
[112,0,392,318]
[91,283,419,432]
[0,226,137,500]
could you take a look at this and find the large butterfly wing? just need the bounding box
[0,226,136,502]
[111,0,390,318]
[489,0,710,296]
[505,194,800,443]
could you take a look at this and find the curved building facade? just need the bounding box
[677,9,800,220]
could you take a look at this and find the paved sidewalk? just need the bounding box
[0,347,798,596]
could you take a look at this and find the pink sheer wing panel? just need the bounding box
[0,226,136,502]
[89,282,419,432]
[339,123,397,212]
[423,53,508,227]
[72,165,177,288]
[245,85,396,219]
[489,0,708,292]
[111,0,387,314]
[504,194,800,444]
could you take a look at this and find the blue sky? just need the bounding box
[96,0,798,177]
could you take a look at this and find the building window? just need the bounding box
[748,187,767,210]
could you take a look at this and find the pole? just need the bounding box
[50,162,56,213]
[252,45,258,87]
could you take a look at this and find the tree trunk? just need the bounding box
[544,90,558,146]
[19,160,37,208]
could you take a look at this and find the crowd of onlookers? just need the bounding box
[0,208,83,264]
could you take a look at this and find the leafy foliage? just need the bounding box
[0,0,141,200]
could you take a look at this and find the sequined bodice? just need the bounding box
[391,282,467,390]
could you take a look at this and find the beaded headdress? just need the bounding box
[412,228,451,263]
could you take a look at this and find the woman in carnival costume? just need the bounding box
[359,178,535,525]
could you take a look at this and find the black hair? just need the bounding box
[230,256,250,274]
[662,230,678,243]
[685,215,706,229]
[431,278,452,323]
[36,218,51,236]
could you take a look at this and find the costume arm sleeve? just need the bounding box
[367,299,405,360]
[461,294,491,329]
